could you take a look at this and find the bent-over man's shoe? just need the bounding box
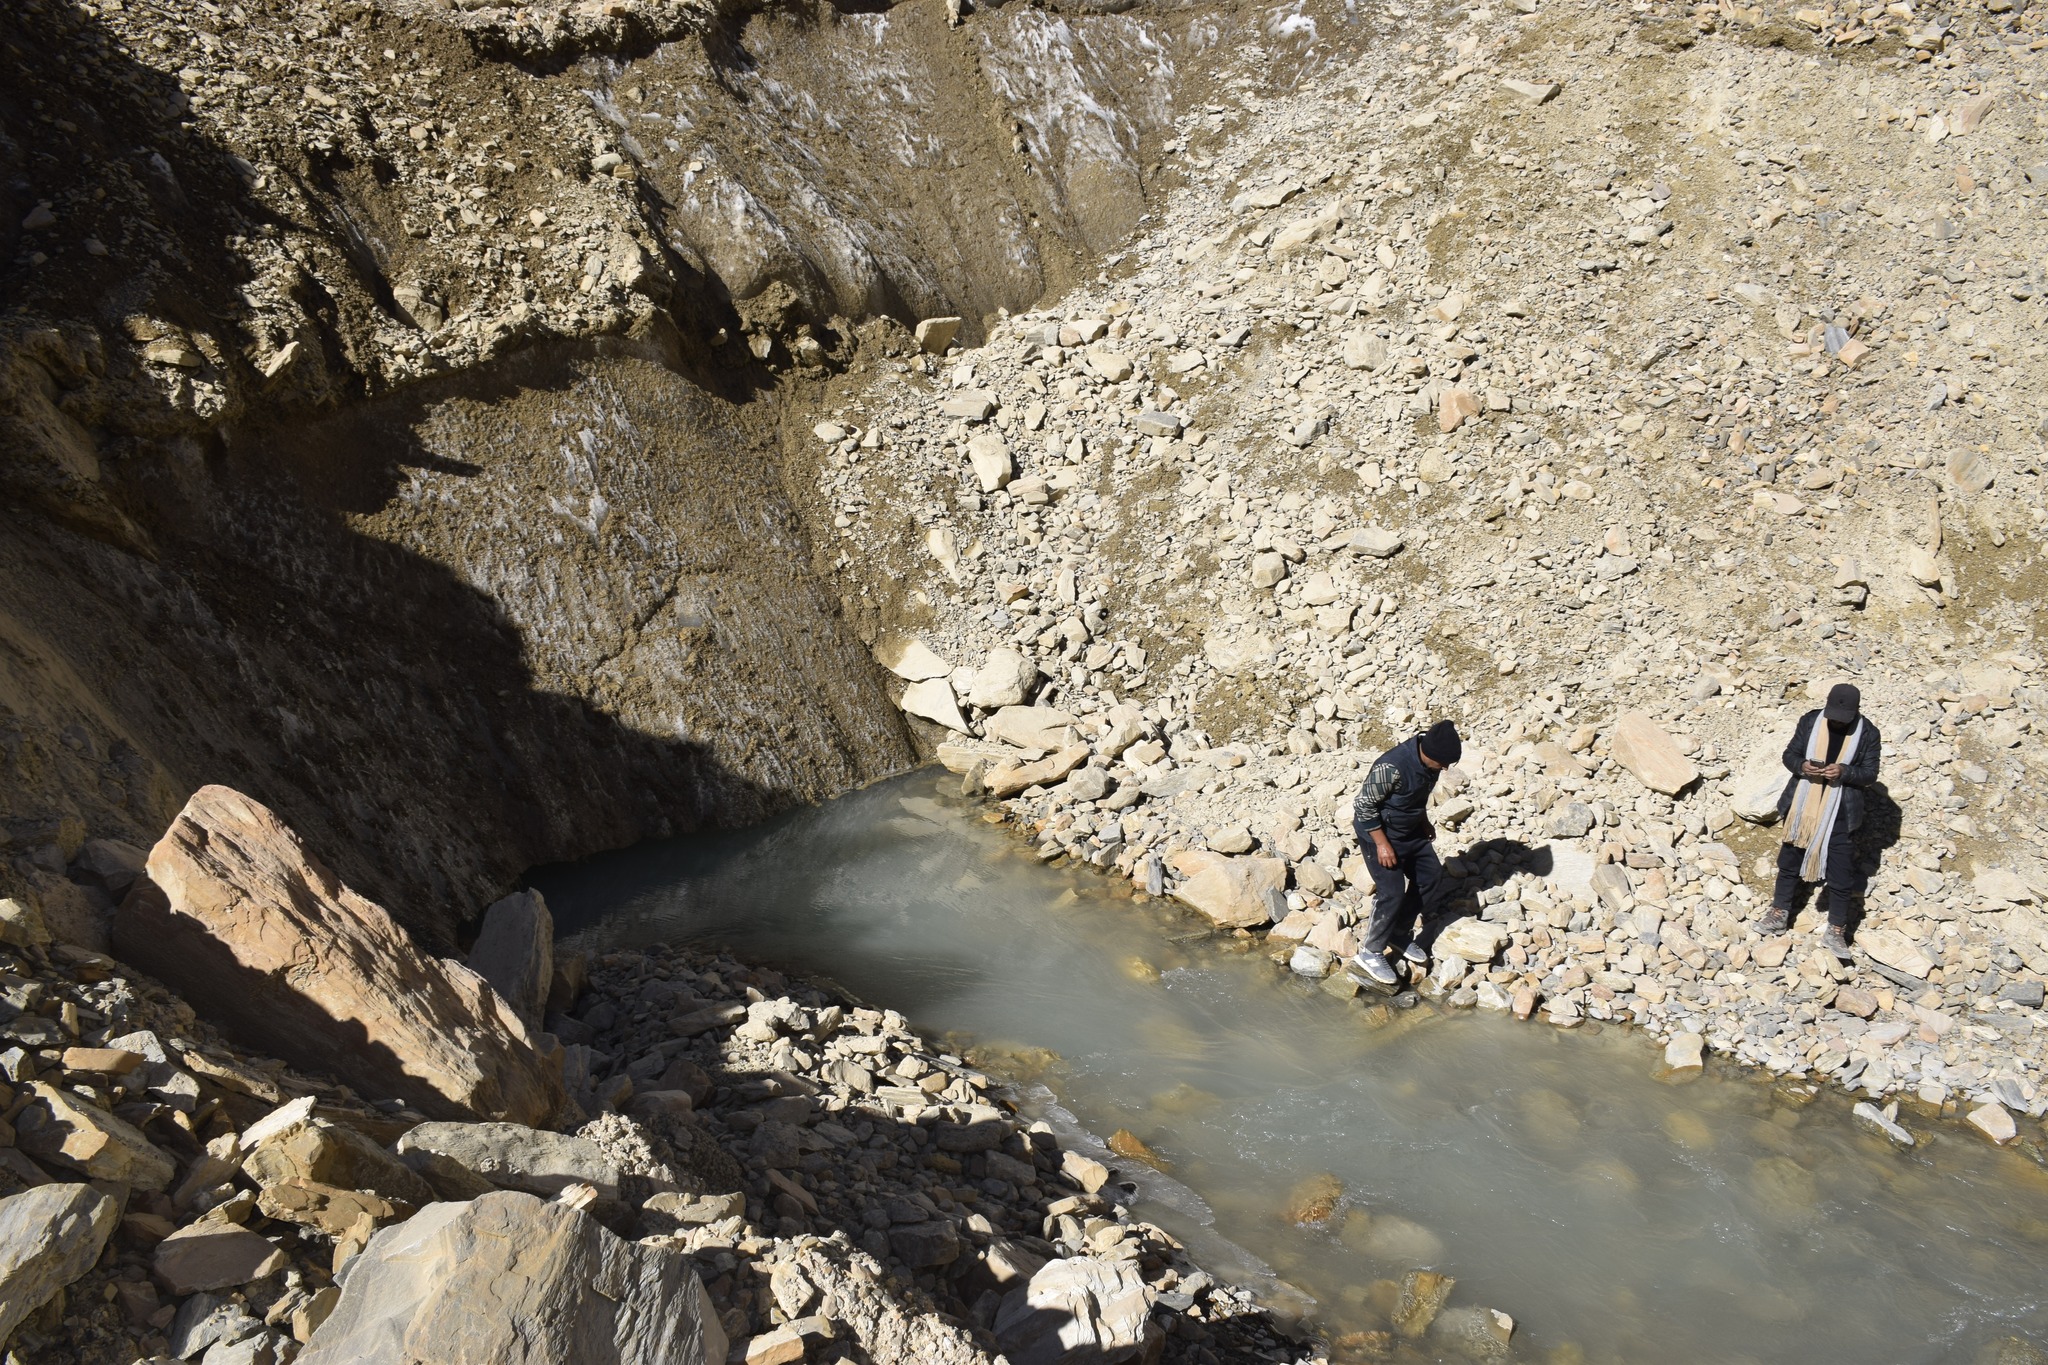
[1757,905,1792,935]
[1401,943,1429,967]
[1820,926,1854,962]
[1350,952,1400,988]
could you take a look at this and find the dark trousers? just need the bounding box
[1359,830,1443,955]
[1772,831,1865,927]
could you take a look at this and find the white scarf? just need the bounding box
[1783,716,1864,881]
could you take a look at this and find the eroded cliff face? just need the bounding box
[0,0,1360,939]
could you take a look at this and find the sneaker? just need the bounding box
[1350,952,1399,987]
[1401,943,1429,967]
[1820,926,1854,962]
[1757,906,1791,935]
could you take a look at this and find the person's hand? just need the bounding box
[1801,761,1825,777]
[1374,835,1398,869]
[1820,763,1843,780]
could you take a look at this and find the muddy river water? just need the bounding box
[537,771,2048,1364]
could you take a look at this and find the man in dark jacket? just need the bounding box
[1758,682,1881,961]
[1349,720,1461,988]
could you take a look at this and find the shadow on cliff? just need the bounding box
[0,4,910,954]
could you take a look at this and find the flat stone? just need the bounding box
[1859,928,1934,979]
[995,1256,1155,1365]
[1502,78,1560,103]
[1731,720,1797,823]
[395,1122,623,1211]
[0,1183,120,1342]
[1435,918,1507,963]
[299,1192,725,1365]
[465,890,553,1030]
[1966,1102,2017,1145]
[1134,411,1183,437]
[938,391,997,421]
[888,1219,961,1268]
[15,1082,176,1190]
[984,745,1091,799]
[241,1115,435,1208]
[1852,1101,1915,1147]
[1973,868,2036,905]
[1350,527,1406,559]
[120,786,563,1125]
[965,647,1039,709]
[154,1221,290,1295]
[1084,348,1133,382]
[1663,1032,1704,1071]
[900,678,970,733]
[1609,712,1699,795]
[983,705,1078,751]
[873,637,952,682]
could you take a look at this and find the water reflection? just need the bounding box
[536,771,2048,1364]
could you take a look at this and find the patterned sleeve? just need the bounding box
[1351,762,1404,834]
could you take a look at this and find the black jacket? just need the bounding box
[1776,708,1882,833]
[1352,736,1440,843]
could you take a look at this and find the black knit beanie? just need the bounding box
[1420,720,1462,767]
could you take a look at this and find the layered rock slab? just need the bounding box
[0,1183,120,1342]
[118,785,562,1125]
[298,1191,726,1365]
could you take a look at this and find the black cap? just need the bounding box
[1824,683,1861,724]
[1420,719,1463,766]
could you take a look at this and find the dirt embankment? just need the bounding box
[0,0,1360,943]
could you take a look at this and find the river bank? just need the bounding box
[802,0,2048,1125]
[0,786,1297,1365]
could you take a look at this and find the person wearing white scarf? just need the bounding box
[1756,683,1883,961]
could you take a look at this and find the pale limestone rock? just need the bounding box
[395,1122,623,1209]
[983,705,1079,751]
[1966,1102,2017,1145]
[1084,348,1133,382]
[121,785,563,1126]
[15,1082,176,1190]
[1859,928,1934,978]
[984,745,1090,799]
[466,890,553,1031]
[994,1256,1156,1365]
[154,1221,290,1295]
[1663,1032,1704,1071]
[873,637,952,682]
[1167,851,1286,928]
[1203,629,1277,675]
[914,316,962,354]
[901,678,971,733]
[1434,918,1507,963]
[1731,720,1798,823]
[1609,713,1699,795]
[300,1192,725,1365]
[965,647,1039,709]
[967,433,1013,492]
[0,1183,120,1342]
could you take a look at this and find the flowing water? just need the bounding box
[536,771,2048,1365]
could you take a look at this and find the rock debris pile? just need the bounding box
[0,787,1287,1365]
[809,0,2048,1133]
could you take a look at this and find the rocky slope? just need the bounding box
[806,0,2048,1130]
[1,0,1373,944]
[1,789,1295,1365]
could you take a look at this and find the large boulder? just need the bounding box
[298,1192,726,1365]
[394,1122,623,1210]
[119,786,563,1125]
[1167,851,1286,928]
[14,1082,176,1190]
[0,1183,120,1343]
[465,891,554,1031]
[1731,719,1798,823]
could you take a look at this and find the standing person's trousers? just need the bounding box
[1358,830,1444,955]
[1771,830,1865,928]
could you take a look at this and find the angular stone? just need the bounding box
[1590,863,1632,914]
[995,1256,1155,1365]
[1084,348,1133,382]
[983,705,1079,752]
[154,1221,290,1295]
[299,1192,725,1365]
[900,678,971,733]
[914,316,962,354]
[1859,928,1934,979]
[1351,528,1405,559]
[394,1122,623,1210]
[873,637,952,682]
[1393,1269,1456,1337]
[1437,386,1480,432]
[0,1183,120,1343]
[466,890,553,1031]
[15,1082,176,1191]
[1609,712,1698,795]
[241,1115,435,1208]
[967,433,1013,492]
[1731,720,1798,823]
[965,647,1039,710]
[1501,78,1560,103]
[889,1219,961,1268]
[1967,1103,2017,1145]
[257,1179,403,1238]
[121,786,563,1125]
[1134,411,1183,437]
[1435,918,1507,963]
[985,745,1091,799]
[938,391,997,421]
[1663,1032,1704,1071]
[1167,851,1287,928]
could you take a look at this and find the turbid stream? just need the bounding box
[538,771,2048,1365]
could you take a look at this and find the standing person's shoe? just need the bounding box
[1757,905,1792,935]
[1820,926,1854,962]
[1401,943,1428,967]
[1350,951,1399,988]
